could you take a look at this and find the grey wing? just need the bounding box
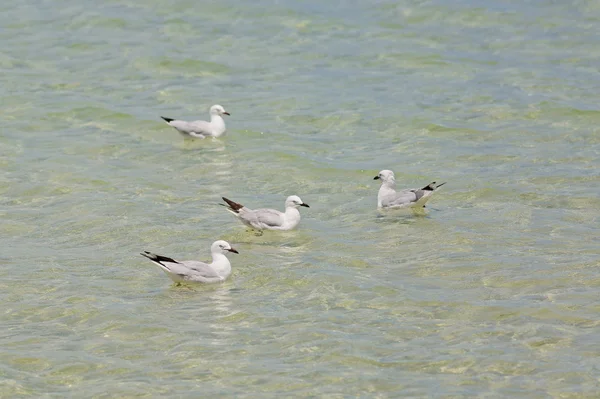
[180,261,222,279]
[187,120,213,135]
[154,260,196,278]
[255,208,286,227]
[170,120,211,135]
[384,191,418,207]
[242,208,285,228]
[408,189,428,202]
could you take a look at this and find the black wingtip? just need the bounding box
[421,182,438,191]
[161,116,174,123]
[422,181,446,191]
[140,252,180,266]
[222,197,244,212]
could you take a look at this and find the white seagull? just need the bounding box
[221,195,309,232]
[140,240,238,284]
[374,170,446,209]
[160,104,230,138]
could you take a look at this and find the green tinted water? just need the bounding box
[2,0,599,397]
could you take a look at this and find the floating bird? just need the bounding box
[221,195,309,232]
[140,240,238,284]
[160,104,230,138]
[374,170,446,209]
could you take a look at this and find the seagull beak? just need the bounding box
[227,248,239,254]
[300,203,310,208]
[222,112,230,116]
[373,176,380,180]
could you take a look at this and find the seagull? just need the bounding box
[221,195,309,232]
[160,104,230,139]
[140,240,238,284]
[374,170,446,209]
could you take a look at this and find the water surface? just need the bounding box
[2,0,599,397]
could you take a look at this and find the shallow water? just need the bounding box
[2,0,599,397]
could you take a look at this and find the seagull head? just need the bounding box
[212,240,239,255]
[374,169,395,184]
[285,195,309,209]
[210,104,230,116]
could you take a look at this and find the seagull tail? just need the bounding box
[140,251,179,270]
[160,116,174,123]
[422,181,446,191]
[221,197,244,213]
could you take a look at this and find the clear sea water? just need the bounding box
[2,0,599,397]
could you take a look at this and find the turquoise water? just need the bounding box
[2,0,599,397]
